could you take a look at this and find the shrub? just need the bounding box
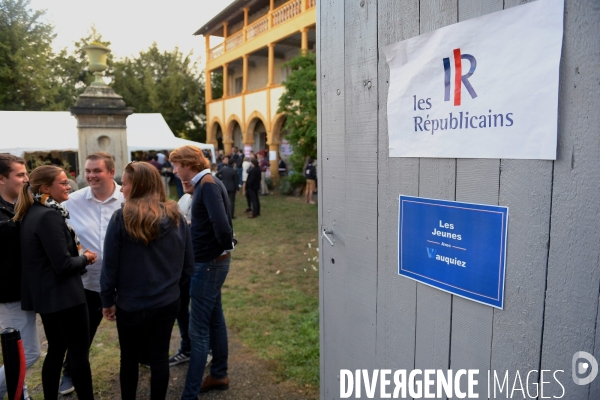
[278,176,294,195]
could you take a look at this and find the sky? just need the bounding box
[29,0,231,66]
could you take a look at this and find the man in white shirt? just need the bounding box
[58,152,124,395]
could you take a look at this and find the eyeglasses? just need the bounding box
[56,181,71,187]
[125,161,137,171]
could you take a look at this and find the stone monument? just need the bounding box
[70,42,133,186]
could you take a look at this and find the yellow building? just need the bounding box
[195,0,316,179]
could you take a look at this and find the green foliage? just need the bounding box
[211,72,223,100]
[277,53,317,167]
[278,176,293,195]
[110,44,207,142]
[288,171,306,189]
[0,0,56,110]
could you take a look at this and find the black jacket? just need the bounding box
[20,201,88,314]
[101,209,194,312]
[190,174,233,262]
[216,165,238,193]
[304,164,317,180]
[0,197,21,303]
[246,166,261,191]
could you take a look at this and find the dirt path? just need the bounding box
[34,317,314,400]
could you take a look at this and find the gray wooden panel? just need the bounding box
[341,0,379,374]
[376,0,420,378]
[420,0,458,34]
[490,160,552,398]
[452,158,500,398]
[413,2,457,389]
[592,308,600,399]
[540,0,600,398]
[458,0,503,21]
[318,0,347,398]
[488,0,552,394]
[415,159,455,382]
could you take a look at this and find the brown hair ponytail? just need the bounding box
[13,165,63,221]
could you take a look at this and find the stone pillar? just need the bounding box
[70,44,132,186]
[269,143,280,185]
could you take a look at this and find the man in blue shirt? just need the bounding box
[170,146,234,399]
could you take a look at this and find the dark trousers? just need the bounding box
[117,299,180,400]
[227,190,236,218]
[176,279,191,353]
[182,259,230,399]
[247,188,260,217]
[63,289,103,376]
[40,303,93,400]
[245,187,252,210]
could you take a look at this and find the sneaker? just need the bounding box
[169,349,191,366]
[59,374,74,395]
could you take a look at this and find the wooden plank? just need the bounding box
[451,159,499,398]
[486,4,553,399]
[539,0,600,398]
[338,0,379,376]
[376,0,420,377]
[318,0,347,398]
[415,159,455,384]
[414,4,457,397]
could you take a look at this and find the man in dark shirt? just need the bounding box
[170,146,234,399]
[148,155,163,171]
[246,158,261,218]
[0,154,40,400]
[216,156,239,219]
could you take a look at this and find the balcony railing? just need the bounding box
[208,0,315,61]
[273,0,302,27]
[209,42,224,60]
[246,15,269,40]
[225,30,244,51]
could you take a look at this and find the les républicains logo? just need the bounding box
[411,48,514,135]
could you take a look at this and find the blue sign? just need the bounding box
[398,195,508,309]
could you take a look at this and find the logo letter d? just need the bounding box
[572,351,599,385]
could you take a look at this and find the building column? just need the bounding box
[223,22,228,51]
[301,27,309,54]
[269,0,274,28]
[269,143,280,185]
[224,140,233,156]
[205,36,212,103]
[267,43,274,87]
[242,55,248,93]
[223,63,229,98]
[243,8,249,42]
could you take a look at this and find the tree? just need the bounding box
[0,0,57,110]
[111,43,207,142]
[277,52,317,173]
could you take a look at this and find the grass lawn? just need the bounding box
[1,191,320,398]
[225,192,320,392]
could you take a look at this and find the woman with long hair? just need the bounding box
[14,165,96,400]
[100,162,194,400]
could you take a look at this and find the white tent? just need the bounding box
[0,111,216,162]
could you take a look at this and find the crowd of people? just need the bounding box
[0,146,236,399]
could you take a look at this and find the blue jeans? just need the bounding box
[181,258,230,399]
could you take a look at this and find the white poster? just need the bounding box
[383,0,563,160]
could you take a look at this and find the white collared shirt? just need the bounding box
[63,182,124,292]
[190,169,211,187]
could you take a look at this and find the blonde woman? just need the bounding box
[100,162,193,400]
[14,165,96,400]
